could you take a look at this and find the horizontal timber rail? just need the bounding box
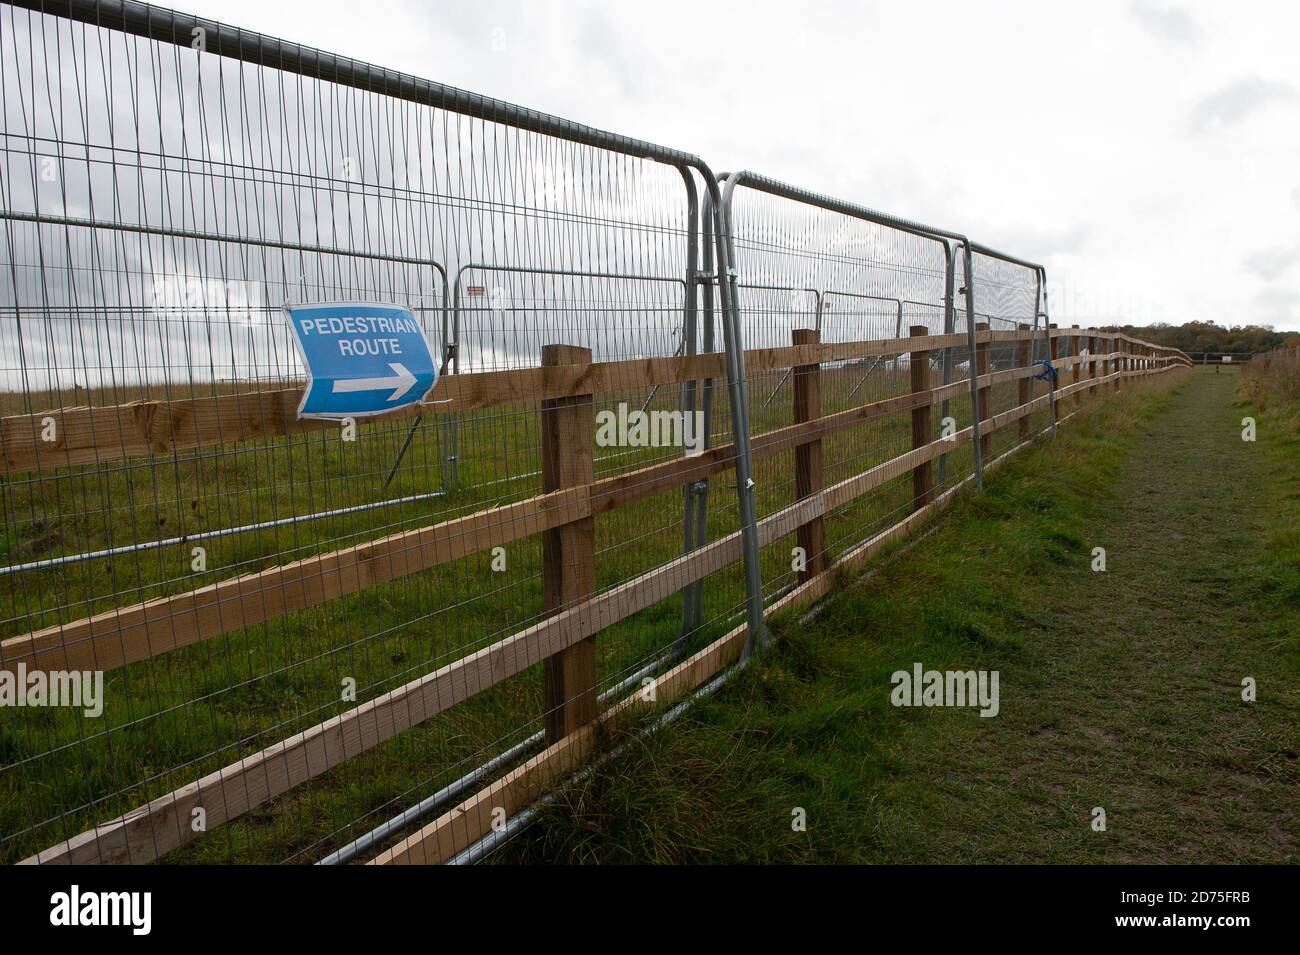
[2,331,1185,476]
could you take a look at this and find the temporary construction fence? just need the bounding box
[0,0,1193,866]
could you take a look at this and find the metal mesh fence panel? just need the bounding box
[719,176,970,604]
[969,251,1046,459]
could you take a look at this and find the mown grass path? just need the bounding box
[916,369,1297,863]
[508,370,1298,863]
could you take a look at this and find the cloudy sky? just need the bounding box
[172,0,1299,332]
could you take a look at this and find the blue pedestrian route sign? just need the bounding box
[284,302,438,419]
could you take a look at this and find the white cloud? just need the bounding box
[1244,246,1297,282]
[1188,77,1299,132]
[1130,1,1203,46]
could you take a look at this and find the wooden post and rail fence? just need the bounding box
[0,324,1192,865]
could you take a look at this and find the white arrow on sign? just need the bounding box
[331,362,418,402]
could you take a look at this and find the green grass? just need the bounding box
[503,367,1299,864]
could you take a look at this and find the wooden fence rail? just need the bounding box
[0,328,1190,477]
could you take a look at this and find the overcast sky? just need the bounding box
[173,0,1299,332]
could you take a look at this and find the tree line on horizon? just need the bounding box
[1098,321,1300,356]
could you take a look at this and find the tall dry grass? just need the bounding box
[1242,345,1300,410]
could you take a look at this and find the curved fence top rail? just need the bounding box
[8,0,706,171]
[716,171,1046,276]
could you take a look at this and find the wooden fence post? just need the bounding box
[1016,322,1031,441]
[541,343,597,743]
[1071,324,1082,407]
[909,326,933,510]
[975,321,992,461]
[1112,336,1121,393]
[1089,333,1099,398]
[792,329,825,582]
[1101,335,1110,392]
[1049,323,1060,421]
